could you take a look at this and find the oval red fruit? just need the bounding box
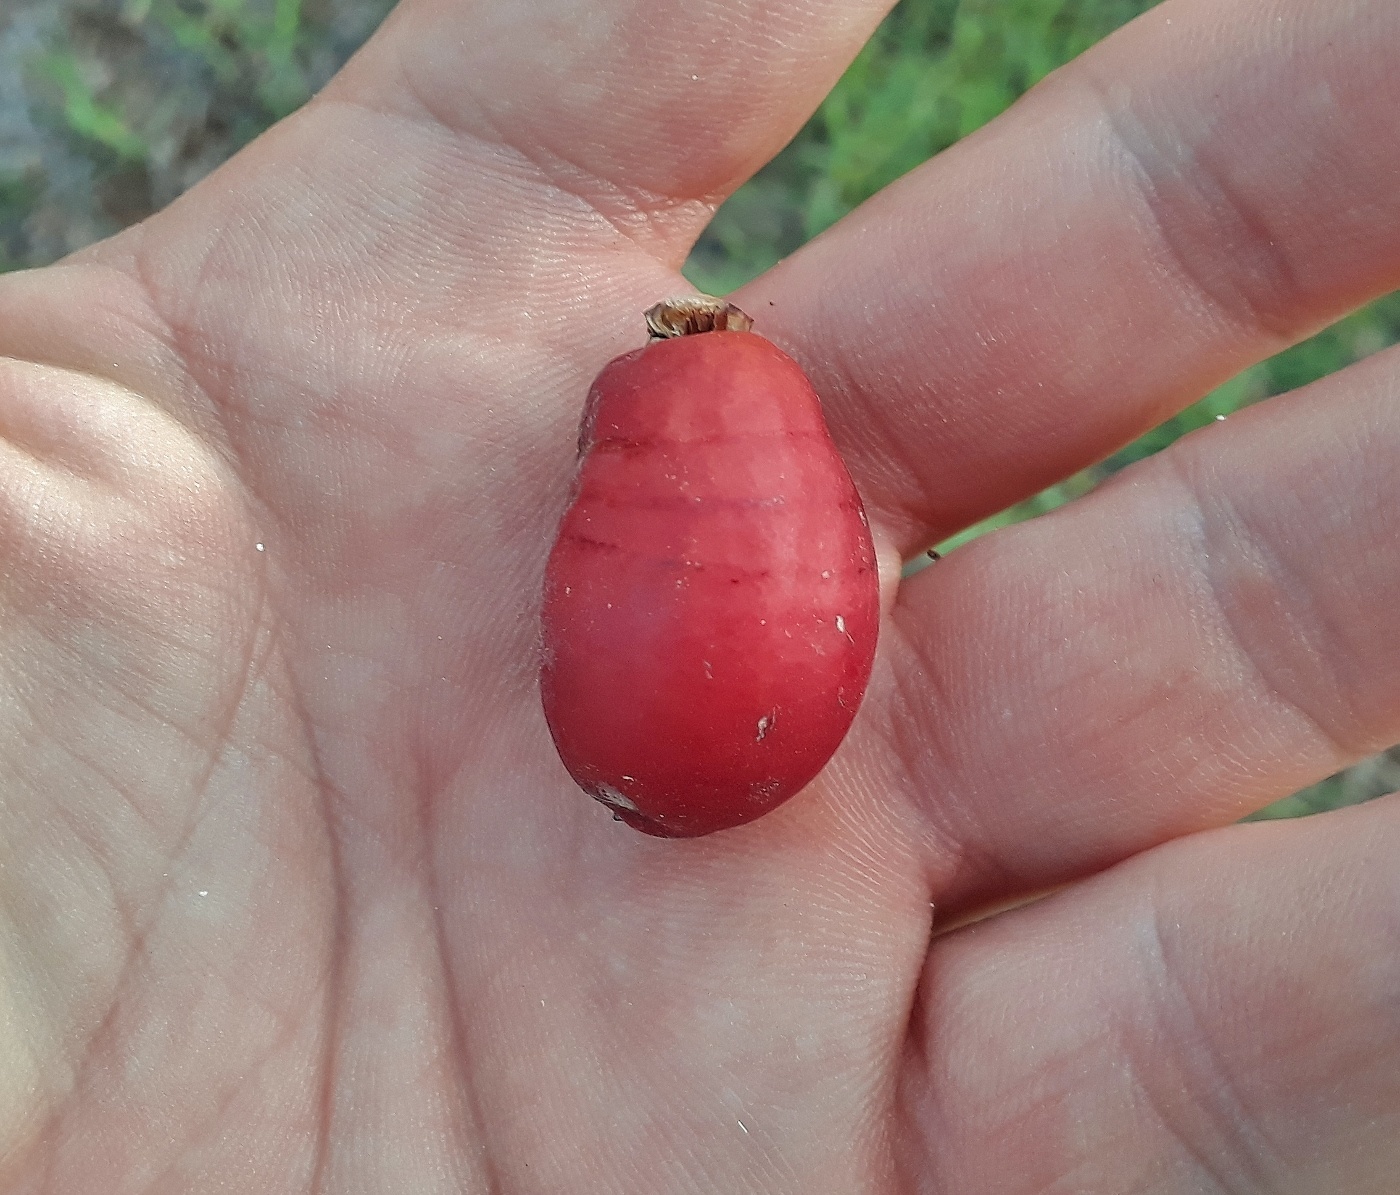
[540,300,879,837]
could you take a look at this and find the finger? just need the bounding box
[882,338,1400,915]
[323,0,896,260]
[742,0,1400,547]
[899,795,1400,1194]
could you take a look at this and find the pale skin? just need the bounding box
[0,0,1397,1189]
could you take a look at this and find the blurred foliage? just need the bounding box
[0,0,393,265]
[133,0,320,119]
[1,0,1396,816]
[35,45,148,159]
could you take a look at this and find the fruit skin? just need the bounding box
[540,327,879,837]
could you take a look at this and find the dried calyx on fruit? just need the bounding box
[540,295,879,837]
[643,295,754,338]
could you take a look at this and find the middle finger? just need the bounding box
[885,340,1400,917]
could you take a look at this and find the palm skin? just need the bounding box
[2,0,1399,1190]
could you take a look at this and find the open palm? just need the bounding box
[2,0,1398,1190]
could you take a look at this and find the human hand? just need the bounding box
[1,0,1397,1190]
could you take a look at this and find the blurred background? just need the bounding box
[1,0,1396,819]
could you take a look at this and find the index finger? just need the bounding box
[743,0,1400,549]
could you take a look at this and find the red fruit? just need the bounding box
[540,297,879,837]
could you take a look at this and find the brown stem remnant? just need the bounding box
[644,295,754,339]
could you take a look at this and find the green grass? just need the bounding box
[143,0,314,118]
[0,0,394,264]
[35,48,149,161]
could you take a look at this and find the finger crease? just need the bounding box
[1077,69,1301,348]
[1166,450,1357,767]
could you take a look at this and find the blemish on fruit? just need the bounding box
[593,784,640,815]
